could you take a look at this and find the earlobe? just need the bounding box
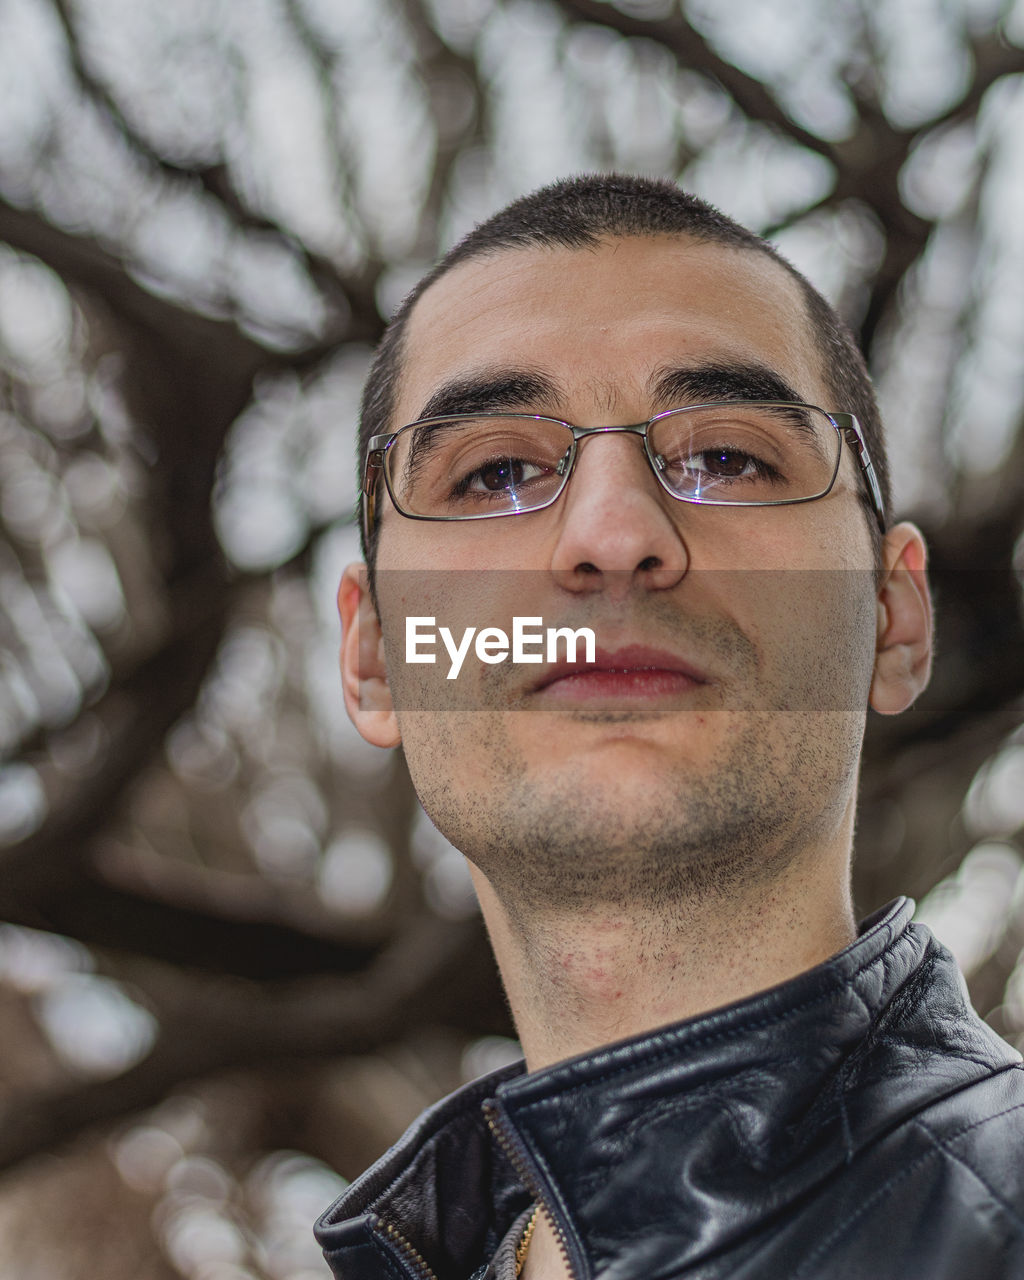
[338,563,402,748]
[869,522,934,716]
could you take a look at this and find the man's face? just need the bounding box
[354,235,899,910]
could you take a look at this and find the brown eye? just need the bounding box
[700,449,754,477]
[476,459,528,491]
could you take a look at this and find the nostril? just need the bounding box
[638,556,662,572]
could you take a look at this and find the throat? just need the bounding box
[475,862,856,1070]
[516,907,751,1062]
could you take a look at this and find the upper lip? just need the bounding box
[532,644,710,693]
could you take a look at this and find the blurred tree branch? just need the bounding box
[0,913,509,1176]
[48,0,385,336]
[0,193,277,383]
[551,0,839,160]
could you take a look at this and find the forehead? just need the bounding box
[397,235,826,421]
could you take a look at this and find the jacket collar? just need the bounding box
[316,899,1020,1279]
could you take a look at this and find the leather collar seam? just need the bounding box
[507,937,919,1115]
[918,1094,1024,1153]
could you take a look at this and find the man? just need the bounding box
[315,176,1024,1279]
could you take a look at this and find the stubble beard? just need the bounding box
[404,705,864,929]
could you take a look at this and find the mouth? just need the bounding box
[532,644,710,703]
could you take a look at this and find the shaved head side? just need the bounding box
[357,174,890,576]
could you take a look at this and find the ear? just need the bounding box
[869,522,933,715]
[338,562,401,748]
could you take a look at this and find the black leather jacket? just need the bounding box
[315,899,1024,1278]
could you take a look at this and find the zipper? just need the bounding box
[484,1101,579,1280]
[370,1215,440,1280]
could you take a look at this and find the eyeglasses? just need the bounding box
[362,401,886,538]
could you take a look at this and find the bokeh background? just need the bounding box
[1,0,1024,1275]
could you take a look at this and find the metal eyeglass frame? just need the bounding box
[361,402,887,540]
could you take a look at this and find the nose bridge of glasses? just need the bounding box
[567,419,662,484]
[573,419,653,441]
[572,419,660,464]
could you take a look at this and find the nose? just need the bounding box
[548,430,690,595]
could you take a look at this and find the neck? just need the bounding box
[469,841,855,1071]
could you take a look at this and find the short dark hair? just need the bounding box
[358,173,890,569]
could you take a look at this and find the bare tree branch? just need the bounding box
[0,565,229,893]
[922,30,1024,135]
[549,0,840,162]
[0,837,390,980]
[0,194,275,381]
[392,0,491,257]
[0,914,509,1174]
[47,0,384,343]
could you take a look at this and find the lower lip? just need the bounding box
[537,668,704,702]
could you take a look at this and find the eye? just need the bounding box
[655,445,778,485]
[692,448,760,479]
[464,457,545,492]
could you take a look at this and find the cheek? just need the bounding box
[751,568,878,710]
[716,505,875,574]
[375,515,518,573]
[374,524,430,573]
[396,709,522,837]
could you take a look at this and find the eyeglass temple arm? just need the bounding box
[832,414,886,532]
[362,447,386,539]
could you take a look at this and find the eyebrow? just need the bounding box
[415,369,560,421]
[647,362,806,411]
[413,361,808,424]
